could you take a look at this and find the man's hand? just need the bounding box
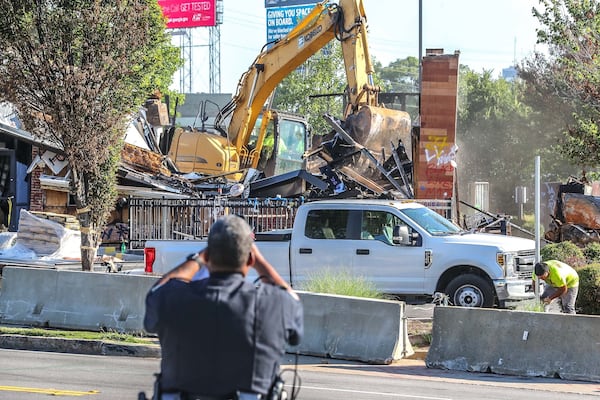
[541,296,552,305]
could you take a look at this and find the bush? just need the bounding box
[515,299,545,312]
[541,241,586,267]
[576,263,600,315]
[583,242,600,263]
[300,269,383,299]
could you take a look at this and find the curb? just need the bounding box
[0,334,161,358]
[404,347,428,360]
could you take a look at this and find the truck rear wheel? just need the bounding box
[446,274,494,308]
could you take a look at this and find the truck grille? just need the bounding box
[515,250,535,279]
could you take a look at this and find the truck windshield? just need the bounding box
[399,207,462,236]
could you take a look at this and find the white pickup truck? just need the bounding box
[144,199,536,307]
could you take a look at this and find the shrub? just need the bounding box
[516,299,545,312]
[576,263,600,315]
[541,241,585,266]
[300,269,383,299]
[583,242,600,263]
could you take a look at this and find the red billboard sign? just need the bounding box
[158,0,216,29]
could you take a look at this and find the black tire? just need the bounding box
[445,274,495,308]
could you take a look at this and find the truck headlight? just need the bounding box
[497,252,515,276]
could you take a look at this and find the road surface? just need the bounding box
[0,349,598,400]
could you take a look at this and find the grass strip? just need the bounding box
[0,326,155,344]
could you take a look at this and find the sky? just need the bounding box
[177,0,544,94]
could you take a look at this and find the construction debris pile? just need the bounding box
[545,177,600,246]
[129,101,416,201]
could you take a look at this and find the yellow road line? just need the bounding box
[0,385,99,396]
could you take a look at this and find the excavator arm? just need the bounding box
[170,0,412,197]
[217,0,384,161]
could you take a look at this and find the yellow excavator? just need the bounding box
[166,0,412,195]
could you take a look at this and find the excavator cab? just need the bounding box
[246,111,309,177]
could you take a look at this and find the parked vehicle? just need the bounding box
[144,199,536,307]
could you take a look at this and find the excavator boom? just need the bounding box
[219,0,404,161]
[168,0,411,197]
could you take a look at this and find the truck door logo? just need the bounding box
[424,250,432,268]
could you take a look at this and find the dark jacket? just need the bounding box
[144,273,303,397]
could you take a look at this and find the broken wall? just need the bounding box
[414,50,459,199]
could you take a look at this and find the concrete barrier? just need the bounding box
[0,267,412,364]
[0,267,158,332]
[0,267,59,326]
[426,306,600,383]
[295,292,413,364]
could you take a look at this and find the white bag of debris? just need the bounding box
[0,241,36,259]
[15,210,81,259]
[0,231,17,250]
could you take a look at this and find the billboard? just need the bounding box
[158,0,216,29]
[265,0,316,7]
[266,4,316,42]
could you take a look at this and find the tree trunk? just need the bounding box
[71,169,98,271]
[79,216,98,271]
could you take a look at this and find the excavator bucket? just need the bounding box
[311,105,414,198]
[342,105,412,191]
[343,105,412,158]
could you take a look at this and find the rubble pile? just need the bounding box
[546,179,600,246]
[120,142,171,176]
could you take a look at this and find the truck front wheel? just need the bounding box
[445,274,494,308]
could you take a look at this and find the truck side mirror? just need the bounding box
[393,225,410,245]
[393,225,421,246]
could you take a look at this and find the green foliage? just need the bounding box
[300,268,383,299]
[375,56,419,93]
[0,0,181,269]
[576,263,600,315]
[520,0,600,169]
[456,66,573,213]
[0,326,151,343]
[516,299,545,312]
[272,52,420,140]
[86,138,122,229]
[420,333,432,346]
[541,241,586,267]
[583,242,600,263]
[272,43,345,137]
[459,67,528,122]
[562,109,600,167]
[374,56,420,121]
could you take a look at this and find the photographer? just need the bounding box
[144,215,303,399]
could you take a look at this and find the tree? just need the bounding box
[458,67,528,212]
[457,66,577,214]
[0,0,181,270]
[374,56,420,121]
[272,42,346,138]
[520,0,600,169]
[375,56,420,93]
